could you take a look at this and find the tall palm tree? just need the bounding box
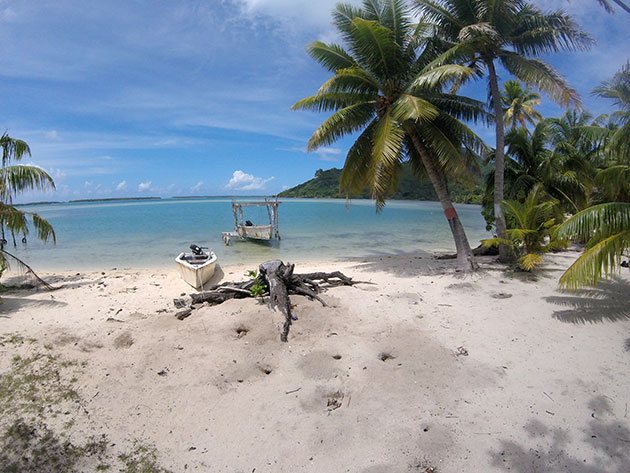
[0,133,56,276]
[593,61,630,162]
[501,80,542,130]
[293,0,488,271]
[481,114,598,228]
[414,0,592,261]
[555,63,630,288]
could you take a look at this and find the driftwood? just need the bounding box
[0,248,54,290]
[173,260,356,342]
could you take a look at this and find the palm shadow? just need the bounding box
[544,278,629,323]
[344,249,497,278]
[0,297,67,317]
[490,396,630,473]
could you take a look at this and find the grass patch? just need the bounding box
[0,333,37,347]
[0,419,110,473]
[119,441,173,473]
[0,352,81,417]
[0,338,173,473]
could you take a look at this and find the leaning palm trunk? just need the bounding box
[409,132,477,271]
[487,60,510,262]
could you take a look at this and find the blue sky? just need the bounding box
[1,0,628,202]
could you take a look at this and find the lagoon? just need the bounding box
[11,198,490,270]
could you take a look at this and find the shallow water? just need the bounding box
[10,198,490,270]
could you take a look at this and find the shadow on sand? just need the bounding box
[0,297,67,317]
[544,278,629,324]
[344,249,472,278]
[490,396,630,473]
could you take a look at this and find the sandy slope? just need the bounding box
[1,252,629,472]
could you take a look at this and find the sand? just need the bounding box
[0,252,628,472]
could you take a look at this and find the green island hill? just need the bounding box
[278,166,484,204]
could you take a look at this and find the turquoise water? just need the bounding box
[10,198,490,270]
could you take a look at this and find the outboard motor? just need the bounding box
[190,244,204,256]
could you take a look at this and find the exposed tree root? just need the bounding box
[173,260,356,342]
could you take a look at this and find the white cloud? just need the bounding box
[116,180,127,191]
[279,145,343,162]
[315,147,342,162]
[190,181,204,192]
[138,181,152,192]
[0,6,16,22]
[226,170,274,191]
[238,0,360,33]
[44,129,59,140]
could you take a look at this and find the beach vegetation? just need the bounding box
[294,0,491,271]
[278,165,484,203]
[501,80,542,130]
[556,202,630,288]
[481,111,605,228]
[0,133,56,279]
[0,336,172,472]
[246,269,266,297]
[554,63,630,288]
[415,0,592,260]
[482,185,563,271]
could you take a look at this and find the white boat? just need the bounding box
[236,223,273,240]
[222,198,281,245]
[175,245,218,289]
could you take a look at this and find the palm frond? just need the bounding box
[391,93,439,122]
[0,165,56,202]
[510,9,594,56]
[518,252,544,271]
[559,231,630,289]
[306,102,376,150]
[409,63,475,90]
[556,202,630,242]
[317,67,381,95]
[499,52,580,108]
[1,134,31,167]
[32,213,56,243]
[340,121,378,195]
[370,110,406,207]
[292,92,376,113]
[306,41,357,72]
[349,17,402,79]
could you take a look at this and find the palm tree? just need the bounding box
[483,184,562,271]
[501,80,542,130]
[0,133,56,277]
[593,61,630,162]
[414,0,592,261]
[557,203,629,288]
[596,0,630,14]
[293,0,489,271]
[555,64,630,288]
[482,111,603,229]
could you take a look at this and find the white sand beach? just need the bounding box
[1,252,628,472]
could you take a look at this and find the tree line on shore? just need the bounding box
[293,0,629,288]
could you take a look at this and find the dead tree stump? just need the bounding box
[172,260,356,342]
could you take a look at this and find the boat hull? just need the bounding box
[175,251,218,289]
[237,224,272,240]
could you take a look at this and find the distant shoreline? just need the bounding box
[15,195,485,206]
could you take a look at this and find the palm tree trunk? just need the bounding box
[409,131,478,271]
[486,59,510,262]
